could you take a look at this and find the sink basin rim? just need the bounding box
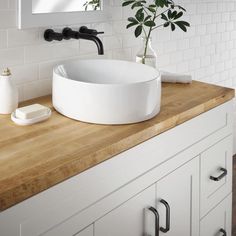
[53,59,160,86]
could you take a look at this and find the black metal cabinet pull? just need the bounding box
[148,207,160,236]
[219,228,227,236]
[160,199,171,233]
[210,167,228,181]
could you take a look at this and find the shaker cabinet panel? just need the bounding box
[95,158,199,236]
[155,157,199,236]
[200,194,232,236]
[95,185,156,236]
[200,136,232,217]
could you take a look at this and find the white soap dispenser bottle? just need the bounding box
[0,68,18,114]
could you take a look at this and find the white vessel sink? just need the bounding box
[53,59,161,125]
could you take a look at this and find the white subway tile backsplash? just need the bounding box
[8,0,17,9]
[7,29,40,47]
[0,30,7,48]
[0,0,235,101]
[0,0,8,9]
[0,47,24,67]
[25,41,79,63]
[103,36,122,50]
[23,78,52,101]
[0,10,16,28]
[10,64,39,85]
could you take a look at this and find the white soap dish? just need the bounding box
[11,108,52,126]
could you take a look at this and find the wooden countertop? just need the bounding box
[0,81,234,211]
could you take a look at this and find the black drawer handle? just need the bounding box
[219,228,227,236]
[160,199,171,233]
[149,207,160,236]
[210,167,227,181]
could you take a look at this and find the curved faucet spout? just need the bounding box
[78,33,104,55]
[89,36,104,55]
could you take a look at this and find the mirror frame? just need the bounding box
[18,0,109,29]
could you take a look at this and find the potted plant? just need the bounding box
[122,0,190,67]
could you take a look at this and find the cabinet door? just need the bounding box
[200,194,232,236]
[75,225,93,236]
[95,185,156,236]
[155,157,199,236]
[95,158,199,236]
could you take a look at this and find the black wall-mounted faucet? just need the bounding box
[44,27,104,55]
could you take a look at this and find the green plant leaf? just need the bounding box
[171,23,175,31]
[149,4,156,8]
[164,22,170,27]
[131,2,142,9]
[167,10,172,19]
[171,10,177,18]
[122,0,135,7]
[136,8,144,15]
[175,21,190,27]
[178,5,186,12]
[135,11,145,21]
[135,25,143,37]
[161,13,168,21]
[144,21,156,27]
[128,17,139,23]
[147,7,156,13]
[174,21,190,32]
[127,22,139,28]
[155,0,167,8]
[144,15,152,21]
[173,11,183,20]
[174,22,187,32]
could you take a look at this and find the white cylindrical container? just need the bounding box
[0,68,18,114]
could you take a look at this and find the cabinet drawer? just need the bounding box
[200,136,232,217]
[200,194,232,236]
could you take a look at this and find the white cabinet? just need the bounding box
[95,158,199,236]
[95,185,156,236]
[200,194,232,236]
[155,158,199,236]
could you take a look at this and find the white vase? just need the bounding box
[0,68,18,114]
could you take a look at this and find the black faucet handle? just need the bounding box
[79,26,104,36]
[62,27,80,40]
[44,29,63,42]
[96,31,105,35]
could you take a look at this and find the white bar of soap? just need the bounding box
[15,104,49,120]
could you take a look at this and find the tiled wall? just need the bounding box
[0,0,236,102]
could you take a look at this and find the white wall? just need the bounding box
[0,0,235,100]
